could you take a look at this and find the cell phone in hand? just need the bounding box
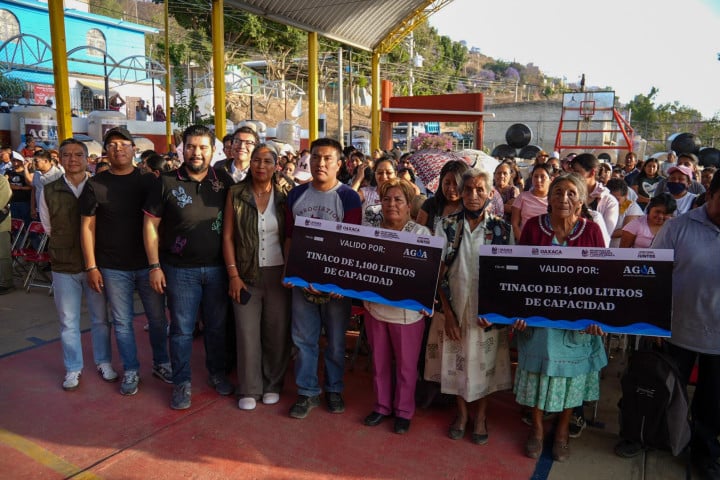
[240,288,252,305]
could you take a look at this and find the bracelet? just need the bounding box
[84,266,98,272]
[226,264,237,269]
[148,263,161,270]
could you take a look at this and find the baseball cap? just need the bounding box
[293,153,312,182]
[103,126,134,149]
[667,165,693,179]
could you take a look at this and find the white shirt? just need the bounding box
[257,189,284,267]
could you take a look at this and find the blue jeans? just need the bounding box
[52,271,112,372]
[102,268,169,372]
[291,288,350,397]
[163,264,227,385]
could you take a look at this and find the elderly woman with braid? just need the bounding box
[513,173,608,462]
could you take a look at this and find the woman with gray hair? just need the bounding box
[512,173,607,462]
[435,168,514,445]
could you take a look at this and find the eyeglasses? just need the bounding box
[232,139,256,147]
[106,142,133,150]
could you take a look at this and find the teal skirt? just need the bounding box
[513,368,600,412]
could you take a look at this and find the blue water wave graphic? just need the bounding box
[284,276,431,313]
[481,313,670,337]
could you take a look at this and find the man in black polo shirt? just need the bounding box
[79,127,172,396]
[143,124,234,410]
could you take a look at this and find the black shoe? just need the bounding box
[325,392,345,413]
[448,416,468,440]
[568,414,586,438]
[614,439,644,458]
[0,286,16,295]
[207,374,234,396]
[471,419,489,445]
[170,382,191,410]
[394,417,411,434]
[289,395,321,419]
[363,411,386,426]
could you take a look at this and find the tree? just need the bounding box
[0,72,25,102]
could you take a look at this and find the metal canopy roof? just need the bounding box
[224,0,452,52]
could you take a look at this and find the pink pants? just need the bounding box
[364,312,425,420]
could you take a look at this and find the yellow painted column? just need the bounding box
[164,0,172,150]
[308,32,318,141]
[47,1,72,142]
[212,0,226,138]
[371,50,381,152]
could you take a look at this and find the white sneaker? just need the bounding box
[262,393,280,405]
[97,363,118,382]
[63,371,81,391]
[238,397,257,410]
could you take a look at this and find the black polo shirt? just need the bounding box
[143,165,231,267]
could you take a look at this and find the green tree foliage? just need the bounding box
[0,72,25,101]
[627,87,719,152]
[168,3,305,82]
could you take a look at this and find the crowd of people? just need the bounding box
[1,128,719,477]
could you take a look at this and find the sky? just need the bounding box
[429,0,720,119]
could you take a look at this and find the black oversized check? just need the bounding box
[477,245,674,336]
[284,217,444,313]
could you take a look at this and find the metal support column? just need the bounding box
[48,2,72,141]
[212,0,226,138]
[371,50,381,152]
[308,32,319,141]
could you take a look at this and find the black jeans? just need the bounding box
[666,342,720,462]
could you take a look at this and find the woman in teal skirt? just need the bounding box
[513,173,608,462]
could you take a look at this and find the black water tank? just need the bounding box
[698,147,720,168]
[670,133,702,155]
[491,144,517,159]
[505,123,532,149]
[518,145,542,160]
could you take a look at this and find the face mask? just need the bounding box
[666,182,687,195]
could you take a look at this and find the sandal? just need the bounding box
[471,419,489,445]
[525,433,543,459]
[448,416,468,440]
[552,440,570,462]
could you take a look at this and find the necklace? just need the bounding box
[253,185,271,196]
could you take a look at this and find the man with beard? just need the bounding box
[143,124,234,410]
[79,127,172,396]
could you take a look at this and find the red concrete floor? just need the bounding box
[0,318,538,479]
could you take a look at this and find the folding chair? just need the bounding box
[10,218,24,251]
[20,223,52,294]
[11,219,36,276]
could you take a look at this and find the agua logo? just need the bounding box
[404,248,428,259]
[623,265,656,275]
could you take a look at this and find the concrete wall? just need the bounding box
[481,101,562,153]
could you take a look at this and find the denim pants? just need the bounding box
[52,271,112,372]
[291,287,350,397]
[102,267,169,372]
[163,264,228,385]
